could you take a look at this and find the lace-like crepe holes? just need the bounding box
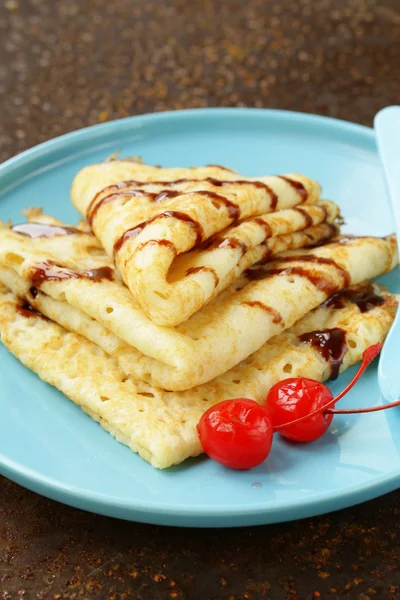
[137,392,155,398]
[283,363,293,374]
[105,306,114,314]
[100,396,109,402]
[233,379,241,384]
[348,339,357,349]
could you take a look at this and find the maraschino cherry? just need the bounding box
[197,343,400,469]
[197,398,273,470]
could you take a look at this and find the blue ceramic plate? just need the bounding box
[1,109,399,527]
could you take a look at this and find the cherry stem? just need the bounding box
[273,342,383,433]
[327,397,400,414]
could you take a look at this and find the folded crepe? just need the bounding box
[71,161,325,325]
[0,281,396,468]
[0,212,397,390]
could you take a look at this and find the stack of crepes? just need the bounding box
[0,160,398,468]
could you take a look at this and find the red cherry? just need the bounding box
[268,342,385,442]
[196,398,273,469]
[197,343,390,470]
[266,377,334,442]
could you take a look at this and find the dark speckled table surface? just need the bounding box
[1,1,400,599]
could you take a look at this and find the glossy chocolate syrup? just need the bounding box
[88,181,139,223]
[252,254,349,285]
[113,210,205,255]
[185,266,219,286]
[294,206,313,228]
[250,217,273,238]
[274,266,339,296]
[12,222,80,238]
[89,188,185,225]
[323,284,384,313]
[199,191,240,220]
[199,235,248,254]
[154,190,181,203]
[29,262,114,287]
[278,176,308,203]
[205,178,278,211]
[299,327,347,380]
[306,224,339,248]
[245,265,338,296]
[89,175,284,225]
[272,255,350,286]
[84,266,115,281]
[243,300,282,323]
[88,189,149,225]
[136,238,177,255]
[89,185,240,243]
[17,301,45,319]
[245,255,350,297]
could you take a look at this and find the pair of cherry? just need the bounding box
[197,343,400,469]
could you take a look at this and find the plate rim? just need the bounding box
[1,107,398,526]
[0,107,374,182]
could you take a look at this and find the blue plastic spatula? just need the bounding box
[374,106,400,401]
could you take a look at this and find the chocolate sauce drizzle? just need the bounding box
[306,224,339,247]
[199,235,248,254]
[91,174,309,258]
[88,175,284,226]
[250,217,273,239]
[113,210,205,255]
[270,255,350,287]
[137,238,177,255]
[185,266,219,287]
[322,284,384,313]
[243,301,282,324]
[88,186,183,225]
[245,255,350,297]
[278,176,308,203]
[294,206,313,228]
[299,328,347,380]
[17,301,46,320]
[12,222,81,238]
[29,262,114,287]
[154,190,181,204]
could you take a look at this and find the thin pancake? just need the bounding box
[0,283,396,469]
[71,161,323,325]
[0,214,397,390]
[111,200,341,326]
